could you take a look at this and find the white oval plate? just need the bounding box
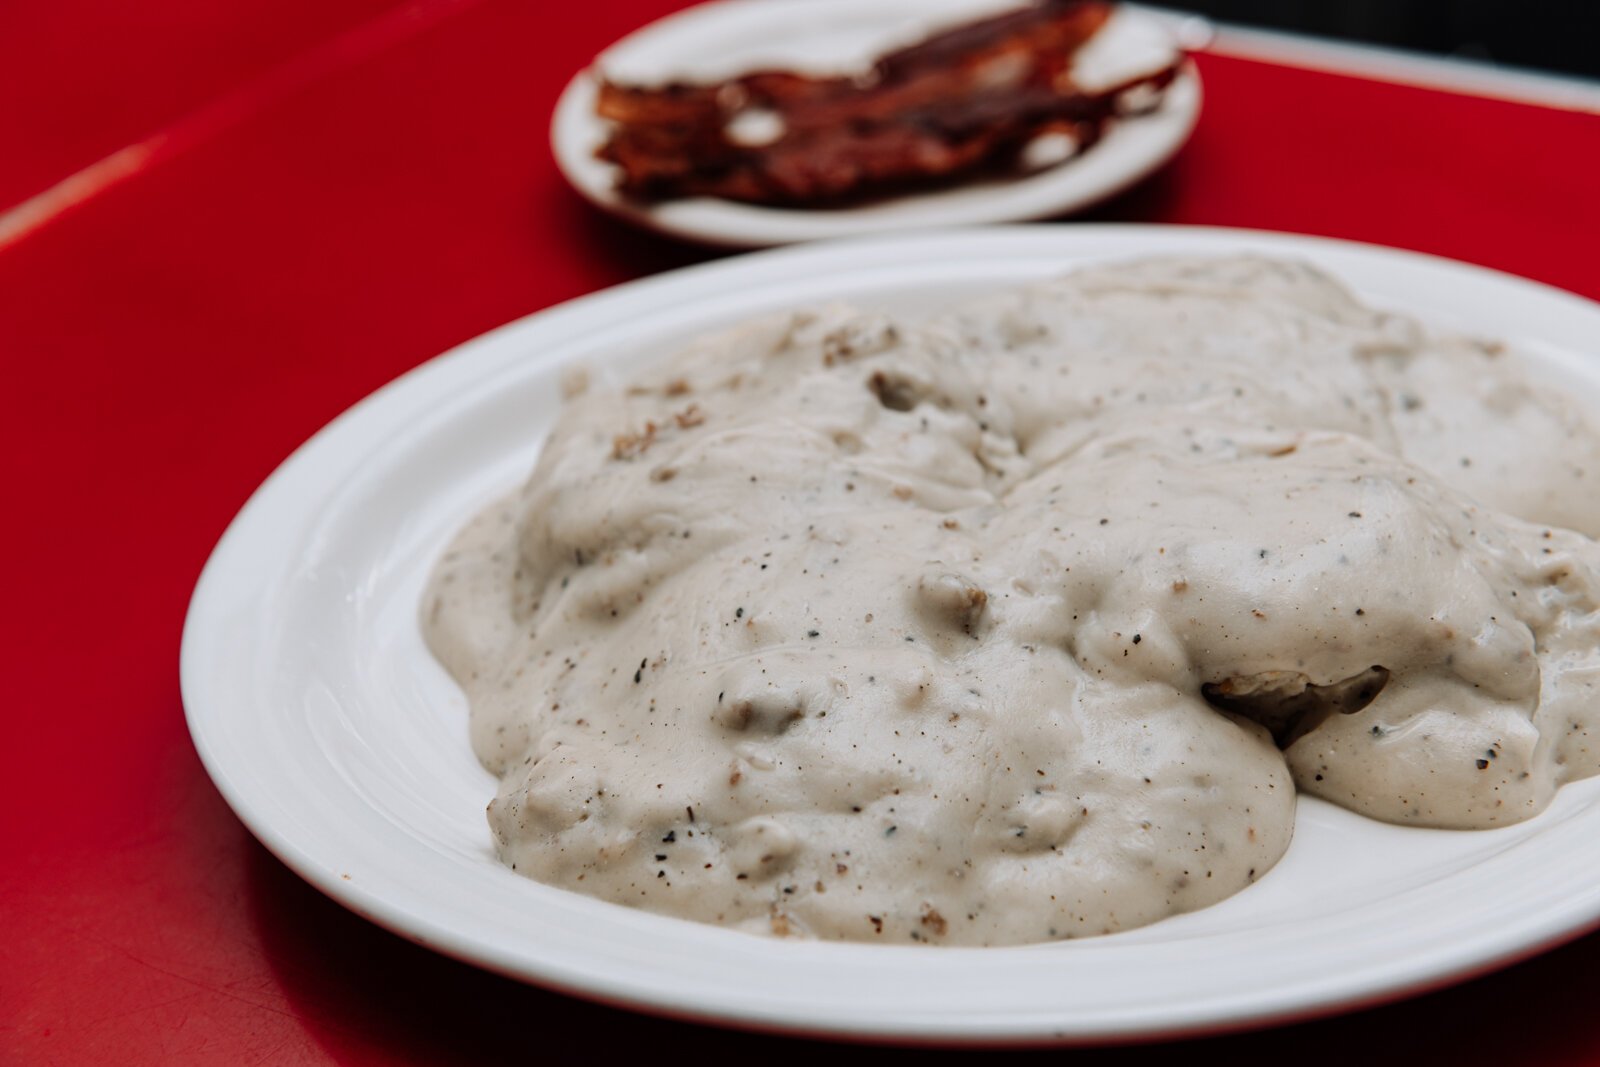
[183,226,1600,1044]
[550,0,1203,247]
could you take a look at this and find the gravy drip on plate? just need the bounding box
[424,257,1600,945]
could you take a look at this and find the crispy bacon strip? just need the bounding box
[593,0,1181,206]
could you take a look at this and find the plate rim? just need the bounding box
[548,0,1203,248]
[182,224,1600,1044]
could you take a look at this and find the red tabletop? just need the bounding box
[5,2,1600,1061]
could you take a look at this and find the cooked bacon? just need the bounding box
[593,0,1181,206]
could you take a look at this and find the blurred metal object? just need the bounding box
[1147,0,1600,79]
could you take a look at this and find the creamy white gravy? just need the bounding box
[424,257,1600,946]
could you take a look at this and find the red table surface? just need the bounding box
[4,1,1600,1061]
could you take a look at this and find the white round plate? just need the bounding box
[550,0,1203,247]
[183,226,1600,1044]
